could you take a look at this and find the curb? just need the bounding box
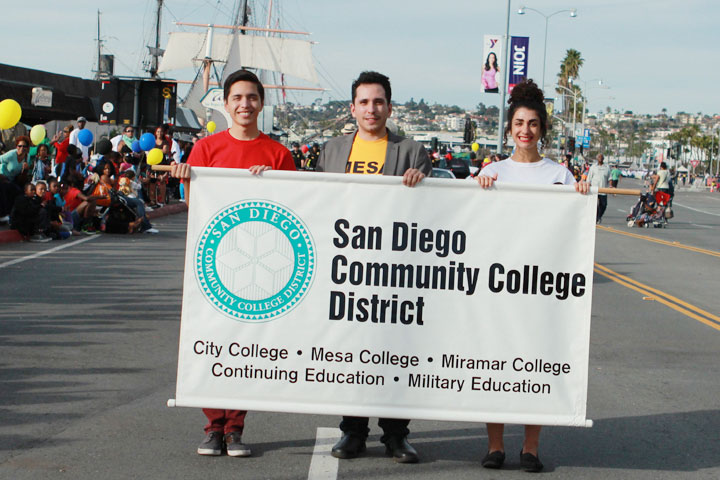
[147,202,188,220]
[0,203,188,245]
[0,229,24,244]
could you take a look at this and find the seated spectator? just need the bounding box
[90,163,116,208]
[115,171,158,234]
[31,144,52,183]
[10,183,51,242]
[63,178,105,234]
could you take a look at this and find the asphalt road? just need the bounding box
[1,180,718,479]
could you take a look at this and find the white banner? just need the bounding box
[174,168,597,427]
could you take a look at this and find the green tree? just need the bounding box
[556,49,584,123]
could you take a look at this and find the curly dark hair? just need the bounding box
[504,79,550,148]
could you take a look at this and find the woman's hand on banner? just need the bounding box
[403,168,426,187]
[574,181,590,194]
[249,165,272,175]
[476,173,497,189]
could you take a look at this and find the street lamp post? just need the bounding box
[496,0,512,154]
[575,78,607,132]
[557,85,579,155]
[517,6,577,92]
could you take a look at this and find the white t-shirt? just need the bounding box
[110,134,123,151]
[171,139,181,163]
[69,127,90,161]
[480,157,576,185]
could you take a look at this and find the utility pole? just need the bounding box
[496,0,512,154]
[96,10,101,80]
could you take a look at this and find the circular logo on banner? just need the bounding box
[195,201,315,322]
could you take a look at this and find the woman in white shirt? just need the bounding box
[477,79,588,472]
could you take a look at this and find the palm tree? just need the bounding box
[556,49,584,123]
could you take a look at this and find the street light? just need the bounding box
[573,77,608,132]
[517,6,577,92]
[556,84,580,153]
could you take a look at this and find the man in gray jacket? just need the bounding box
[316,71,431,464]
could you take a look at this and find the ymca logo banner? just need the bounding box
[173,168,597,427]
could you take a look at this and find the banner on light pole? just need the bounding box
[482,35,503,94]
[508,36,530,93]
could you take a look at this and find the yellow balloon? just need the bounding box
[146,148,164,165]
[0,99,22,130]
[206,121,217,133]
[30,125,46,145]
[471,142,480,152]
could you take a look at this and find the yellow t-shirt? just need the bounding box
[346,135,387,175]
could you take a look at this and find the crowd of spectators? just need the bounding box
[0,116,195,242]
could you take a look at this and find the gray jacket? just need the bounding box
[316,131,432,176]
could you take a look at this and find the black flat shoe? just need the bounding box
[481,450,505,469]
[520,450,544,472]
[383,436,419,464]
[331,433,366,459]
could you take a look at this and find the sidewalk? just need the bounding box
[0,202,188,244]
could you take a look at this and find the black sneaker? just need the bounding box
[520,450,544,472]
[224,432,251,457]
[481,450,505,469]
[197,431,223,456]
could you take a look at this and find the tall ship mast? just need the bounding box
[156,0,323,135]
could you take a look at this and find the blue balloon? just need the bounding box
[78,129,93,146]
[139,132,156,151]
[131,139,142,153]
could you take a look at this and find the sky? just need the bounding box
[2,0,719,116]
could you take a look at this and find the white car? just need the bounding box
[431,168,456,179]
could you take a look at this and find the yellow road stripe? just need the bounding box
[594,263,720,323]
[594,263,720,331]
[596,225,720,258]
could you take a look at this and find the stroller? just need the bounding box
[626,191,670,228]
[101,189,143,233]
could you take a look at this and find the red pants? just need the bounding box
[203,409,247,434]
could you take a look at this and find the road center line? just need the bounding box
[0,236,99,269]
[596,225,720,258]
[594,263,720,331]
[308,427,341,480]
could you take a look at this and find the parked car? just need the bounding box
[431,168,456,179]
[447,157,471,179]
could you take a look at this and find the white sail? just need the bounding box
[160,31,318,84]
[228,35,318,84]
[182,69,210,122]
[158,32,234,73]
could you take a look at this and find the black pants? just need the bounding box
[339,416,410,442]
[597,194,607,222]
[0,181,21,217]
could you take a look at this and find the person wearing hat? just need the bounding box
[340,123,356,135]
[290,142,305,169]
[69,116,90,162]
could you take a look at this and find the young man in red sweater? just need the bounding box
[171,70,295,457]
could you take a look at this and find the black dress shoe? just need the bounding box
[520,450,544,472]
[331,433,366,459]
[383,436,419,464]
[481,450,505,469]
